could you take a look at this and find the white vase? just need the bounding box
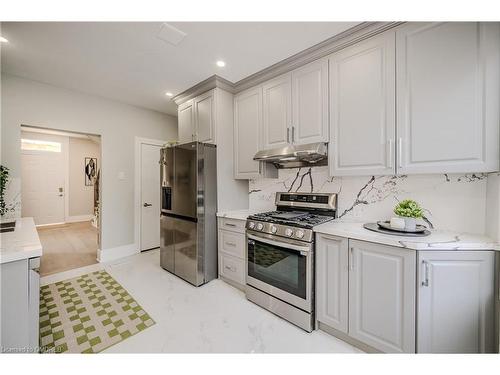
[403,217,417,231]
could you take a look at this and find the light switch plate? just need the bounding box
[118,171,125,180]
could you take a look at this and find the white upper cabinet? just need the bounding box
[177,99,195,144]
[396,22,500,174]
[349,240,416,353]
[291,59,329,144]
[262,74,292,149]
[417,251,495,353]
[194,89,216,144]
[234,87,263,179]
[329,31,396,176]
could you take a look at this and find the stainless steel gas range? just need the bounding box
[245,192,337,332]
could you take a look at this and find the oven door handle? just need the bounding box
[247,233,312,253]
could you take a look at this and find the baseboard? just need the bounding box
[65,214,94,223]
[97,243,139,263]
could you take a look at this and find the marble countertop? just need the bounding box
[0,217,43,264]
[314,221,499,251]
[216,209,258,221]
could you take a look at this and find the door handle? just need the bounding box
[143,203,153,207]
[349,247,354,270]
[422,260,430,287]
[387,139,394,168]
[398,137,403,169]
[292,126,295,143]
[287,127,290,143]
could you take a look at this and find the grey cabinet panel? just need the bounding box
[291,59,329,144]
[234,87,263,178]
[262,74,291,149]
[417,251,495,353]
[329,31,396,176]
[348,240,416,353]
[178,100,194,144]
[396,22,500,174]
[316,234,349,333]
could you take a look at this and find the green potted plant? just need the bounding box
[393,199,423,231]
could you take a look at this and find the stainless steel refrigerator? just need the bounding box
[159,142,217,286]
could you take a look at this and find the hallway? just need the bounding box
[37,221,98,276]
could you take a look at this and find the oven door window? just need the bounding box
[248,239,307,299]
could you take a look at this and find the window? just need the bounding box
[21,138,61,152]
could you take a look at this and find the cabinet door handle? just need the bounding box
[225,242,236,247]
[349,247,354,271]
[398,137,403,169]
[287,127,290,143]
[422,260,430,287]
[292,126,295,143]
[387,139,394,168]
[224,265,235,272]
[224,223,236,227]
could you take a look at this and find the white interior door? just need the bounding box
[21,134,67,225]
[140,142,162,251]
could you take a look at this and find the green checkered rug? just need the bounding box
[39,270,155,353]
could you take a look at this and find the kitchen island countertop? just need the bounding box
[0,217,42,264]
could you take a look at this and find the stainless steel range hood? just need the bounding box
[253,142,328,169]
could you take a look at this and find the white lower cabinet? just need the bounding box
[348,240,416,353]
[316,234,349,333]
[417,251,495,353]
[316,235,495,353]
[217,217,246,289]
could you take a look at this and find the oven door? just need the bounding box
[246,232,312,312]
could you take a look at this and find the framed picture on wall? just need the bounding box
[85,157,97,186]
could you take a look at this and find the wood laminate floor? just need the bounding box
[37,221,98,276]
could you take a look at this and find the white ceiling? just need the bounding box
[1,22,359,116]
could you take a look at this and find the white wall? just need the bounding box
[68,137,100,217]
[1,74,178,254]
[249,166,490,235]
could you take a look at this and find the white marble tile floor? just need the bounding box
[41,249,361,353]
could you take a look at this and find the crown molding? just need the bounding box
[233,22,403,93]
[172,75,235,105]
[173,22,404,105]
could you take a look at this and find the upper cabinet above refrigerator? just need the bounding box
[177,89,217,145]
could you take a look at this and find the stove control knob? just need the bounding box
[295,230,305,239]
[256,223,264,231]
[248,221,255,229]
[270,225,278,234]
[285,228,294,237]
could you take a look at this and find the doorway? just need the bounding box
[20,125,102,276]
[135,137,165,252]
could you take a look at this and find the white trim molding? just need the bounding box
[97,243,138,263]
[172,22,403,106]
[65,214,94,223]
[134,137,167,253]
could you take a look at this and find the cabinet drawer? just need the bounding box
[219,253,245,285]
[219,218,246,233]
[219,229,245,258]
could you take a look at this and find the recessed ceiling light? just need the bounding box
[165,92,173,97]
[216,60,226,68]
[0,36,9,43]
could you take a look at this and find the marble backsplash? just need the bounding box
[249,167,489,235]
